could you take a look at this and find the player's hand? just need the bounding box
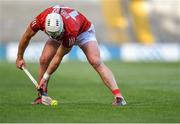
[16,58,26,69]
[38,78,48,91]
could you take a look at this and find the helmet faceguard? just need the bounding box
[45,13,64,39]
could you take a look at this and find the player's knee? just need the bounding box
[89,57,102,69]
[39,56,50,65]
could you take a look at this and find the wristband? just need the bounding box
[43,72,50,80]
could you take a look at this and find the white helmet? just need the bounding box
[45,13,64,39]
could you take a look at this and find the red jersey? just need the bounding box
[30,5,91,48]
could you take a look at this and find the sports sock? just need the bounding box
[112,89,122,98]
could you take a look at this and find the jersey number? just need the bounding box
[53,5,79,21]
[69,11,79,21]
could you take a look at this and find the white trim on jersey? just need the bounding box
[53,5,72,9]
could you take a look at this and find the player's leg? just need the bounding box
[39,39,60,92]
[80,41,126,105]
[32,39,60,104]
[80,41,118,92]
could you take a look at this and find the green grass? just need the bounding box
[0,61,180,123]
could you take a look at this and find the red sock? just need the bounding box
[112,89,122,97]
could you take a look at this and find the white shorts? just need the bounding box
[49,24,97,47]
[76,24,97,47]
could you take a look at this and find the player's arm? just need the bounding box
[38,45,71,89]
[48,45,71,74]
[16,26,37,69]
[43,36,76,76]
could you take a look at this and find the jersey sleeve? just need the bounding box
[29,7,52,32]
[29,15,41,32]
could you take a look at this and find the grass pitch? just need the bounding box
[0,61,180,123]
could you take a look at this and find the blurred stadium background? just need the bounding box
[0,0,180,62]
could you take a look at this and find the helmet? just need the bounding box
[45,13,64,39]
